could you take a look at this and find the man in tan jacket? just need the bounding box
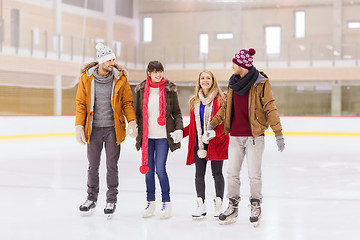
[75,43,137,218]
[203,48,285,226]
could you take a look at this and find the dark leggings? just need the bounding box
[194,143,224,201]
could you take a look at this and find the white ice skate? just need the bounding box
[160,202,171,219]
[213,197,223,218]
[104,202,116,219]
[142,201,156,218]
[249,200,261,228]
[79,200,96,217]
[192,198,206,220]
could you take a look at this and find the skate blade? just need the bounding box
[192,215,206,221]
[251,216,261,228]
[142,213,155,218]
[160,214,171,220]
[80,208,95,217]
[219,218,237,225]
[251,220,260,228]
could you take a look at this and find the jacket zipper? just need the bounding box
[248,85,255,145]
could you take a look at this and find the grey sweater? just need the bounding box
[92,67,114,127]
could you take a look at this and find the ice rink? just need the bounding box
[0,116,360,240]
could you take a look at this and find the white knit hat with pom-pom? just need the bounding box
[96,43,116,64]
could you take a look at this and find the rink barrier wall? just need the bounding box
[0,115,359,139]
[0,132,74,140]
[1,131,360,140]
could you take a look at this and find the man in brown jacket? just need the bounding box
[75,43,137,218]
[203,48,285,226]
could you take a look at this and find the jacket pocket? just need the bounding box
[255,110,267,128]
[209,134,229,160]
[118,115,125,128]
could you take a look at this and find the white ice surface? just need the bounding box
[0,116,360,240]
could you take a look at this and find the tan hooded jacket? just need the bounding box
[210,71,283,137]
[75,62,136,145]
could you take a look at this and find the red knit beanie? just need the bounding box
[232,48,256,70]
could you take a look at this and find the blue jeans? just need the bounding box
[145,138,170,202]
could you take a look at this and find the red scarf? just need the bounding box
[139,76,166,174]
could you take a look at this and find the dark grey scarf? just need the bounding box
[93,65,114,84]
[229,66,259,95]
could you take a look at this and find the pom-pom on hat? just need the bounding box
[232,48,256,70]
[96,43,116,64]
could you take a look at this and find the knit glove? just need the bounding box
[202,130,215,143]
[170,130,183,143]
[126,120,138,138]
[276,135,285,152]
[202,124,215,143]
[75,125,86,146]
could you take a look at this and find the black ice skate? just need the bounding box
[249,199,261,227]
[218,197,239,225]
[79,200,96,216]
[104,203,116,219]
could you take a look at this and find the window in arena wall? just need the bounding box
[348,22,360,29]
[53,35,63,51]
[62,0,84,7]
[116,0,133,18]
[112,41,121,58]
[10,8,20,48]
[295,11,305,38]
[87,0,104,11]
[216,33,233,40]
[32,28,40,45]
[144,17,152,42]
[199,33,208,60]
[265,26,281,55]
[62,0,104,12]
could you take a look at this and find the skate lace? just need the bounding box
[223,205,235,216]
[82,200,94,207]
[249,203,260,217]
[145,202,152,209]
[161,202,167,211]
[105,203,115,210]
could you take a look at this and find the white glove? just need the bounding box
[75,125,86,145]
[126,120,138,138]
[170,130,183,143]
[276,135,285,152]
[202,130,215,143]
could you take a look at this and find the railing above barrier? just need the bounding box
[0,28,359,69]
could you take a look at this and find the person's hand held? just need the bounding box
[126,121,138,138]
[170,130,183,143]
